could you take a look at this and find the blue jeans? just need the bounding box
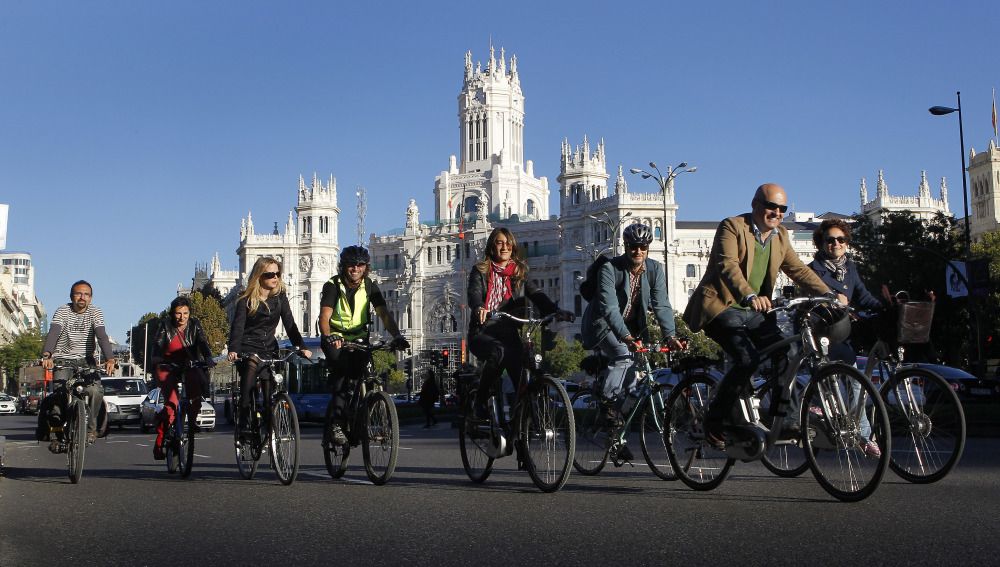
[596,333,636,408]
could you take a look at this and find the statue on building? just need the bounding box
[406,199,419,229]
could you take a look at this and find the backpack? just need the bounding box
[579,255,612,302]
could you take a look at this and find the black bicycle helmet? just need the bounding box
[623,223,654,247]
[804,303,851,344]
[339,245,371,266]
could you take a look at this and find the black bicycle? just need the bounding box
[48,364,104,484]
[664,296,891,502]
[322,339,402,485]
[158,361,212,478]
[233,352,305,485]
[458,311,576,493]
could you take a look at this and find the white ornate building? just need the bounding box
[969,140,1000,241]
[859,169,950,224]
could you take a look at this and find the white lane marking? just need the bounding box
[298,470,373,485]
[194,454,211,459]
[136,443,150,447]
[104,440,129,443]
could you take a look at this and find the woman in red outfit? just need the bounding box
[149,296,215,460]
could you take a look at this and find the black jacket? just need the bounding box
[149,316,214,366]
[466,266,558,335]
[808,258,884,312]
[228,293,305,356]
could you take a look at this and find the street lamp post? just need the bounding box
[930,93,982,373]
[587,211,633,256]
[929,93,972,255]
[629,161,697,267]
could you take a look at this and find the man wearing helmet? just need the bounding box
[580,223,684,426]
[683,184,832,447]
[320,245,409,445]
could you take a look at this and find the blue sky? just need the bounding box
[2,1,998,343]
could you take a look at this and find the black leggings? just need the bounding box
[238,358,273,426]
[468,323,524,407]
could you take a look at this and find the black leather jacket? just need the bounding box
[150,316,214,366]
[466,267,558,335]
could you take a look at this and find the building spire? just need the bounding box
[860,177,868,207]
[918,170,931,199]
[876,169,888,199]
[940,177,949,210]
[615,165,628,194]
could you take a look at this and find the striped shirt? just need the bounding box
[46,304,112,362]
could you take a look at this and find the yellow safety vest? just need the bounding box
[329,276,370,340]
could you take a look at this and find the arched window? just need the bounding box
[686,264,696,278]
[654,226,662,240]
[526,199,536,217]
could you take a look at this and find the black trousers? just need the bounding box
[238,357,273,427]
[322,342,370,423]
[468,321,523,407]
[703,307,797,425]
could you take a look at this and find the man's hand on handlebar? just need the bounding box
[104,358,117,376]
[664,336,687,352]
[390,335,410,351]
[555,309,575,323]
[749,295,771,312]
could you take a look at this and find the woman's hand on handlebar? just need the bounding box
[227,351,238,362]
[298,348,313,360]
[478,307,489,325]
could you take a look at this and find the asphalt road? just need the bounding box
[2,411,999,566]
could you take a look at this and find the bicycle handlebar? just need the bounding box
[489,311,558,326]
[238,351,312,366]
[767,295,845,314]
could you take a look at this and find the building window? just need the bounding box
[574,295,582,316]
[654,226,662,240]
[526,199,536,217]
[465,242,471,259]
[428,248,433,264]
[686,264,696,278]
[437,247,442,263]
[394,254,400,269]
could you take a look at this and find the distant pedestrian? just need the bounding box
[419,369,439,428]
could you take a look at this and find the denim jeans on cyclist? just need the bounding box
[596,333,636,409]
[704,308,797,426]
[48,360,104,435]
[828,341,873,440]
[322,341,371,423]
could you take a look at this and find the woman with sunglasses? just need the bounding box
[227,256,312,432]
[808,219,885,457]
[467,227,574,418]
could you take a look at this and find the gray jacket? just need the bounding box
[580,255,676,349]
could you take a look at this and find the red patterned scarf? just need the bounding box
[485,262,516,312]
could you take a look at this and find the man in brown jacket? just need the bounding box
[683,183,832,446]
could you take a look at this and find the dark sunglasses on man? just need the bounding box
[754,199,789,214]
[626,244,649,251]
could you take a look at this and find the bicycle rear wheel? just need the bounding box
[572,389,609,476]
[362,390,399,485]
[803,363,890,502]
[882,367,965,484]
[639,394,676,481]
[664,375,733,491]
[67,402,86,484]
[758,385,809,478]
[323,398,350,479]
[234,397,259,480]
[270,393,300,485]
[519,375,575,493]
[458,389,495,483]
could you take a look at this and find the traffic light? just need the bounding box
[441,349,449,366]
[404,358,413,376]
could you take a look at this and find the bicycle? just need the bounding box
[47,364,102,484]
[232,352,305,485]
[572,344,713,480]
[664,296,891,502]
[322,339,402,485]
[858,307,966,484]
[157,360,213,478]
[458,311,576,493]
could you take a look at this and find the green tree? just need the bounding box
[0,328,43,389]
[130,312,161,367]
[643,312,723,368]
[372,349,398,376]
[543,335,588,378]
[971,229,1000,360]
[189,291,228,355]
[387,369,406,393]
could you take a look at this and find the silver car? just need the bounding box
[140,387,216,432]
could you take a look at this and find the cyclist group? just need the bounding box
[37,180,919,488]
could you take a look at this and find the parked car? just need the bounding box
[101,377,148,429]
[141,388,216,432]
[0,394,17,414]
[857,357,1000,402]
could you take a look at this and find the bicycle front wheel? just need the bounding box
[67,402,86,484]
[759,386,809,478]
[270,393,300,486]
[571,389,609,476]
[664,375,734,491]
[639,394,676,481]
[458,390,495,483]
[882,367,965,484]
[362,391,399,485]
[323,398,350,479]
[519,375,575,493]
[803,363,890,502]
[178,407,195,479]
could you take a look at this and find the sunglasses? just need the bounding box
[627,244,649,251]
[824,236,848,245]
[755,199,789,214]
[343,262,367,268]
[261,271,281,280]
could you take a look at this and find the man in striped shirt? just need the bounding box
[41,280,116,445]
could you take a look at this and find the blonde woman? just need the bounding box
[227,257,312,432]
[466,227,573,418]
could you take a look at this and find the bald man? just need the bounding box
[683,184,831,446]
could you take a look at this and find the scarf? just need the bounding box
[815,251,848,282]
[485,261,516,312]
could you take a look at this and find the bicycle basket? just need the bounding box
[802,303,851,344]
[897,301,934,344]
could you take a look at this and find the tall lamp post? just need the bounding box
[930,93,981,372]
[629,161,697,266]
[929,93,972,256]
[587,211,633,256]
